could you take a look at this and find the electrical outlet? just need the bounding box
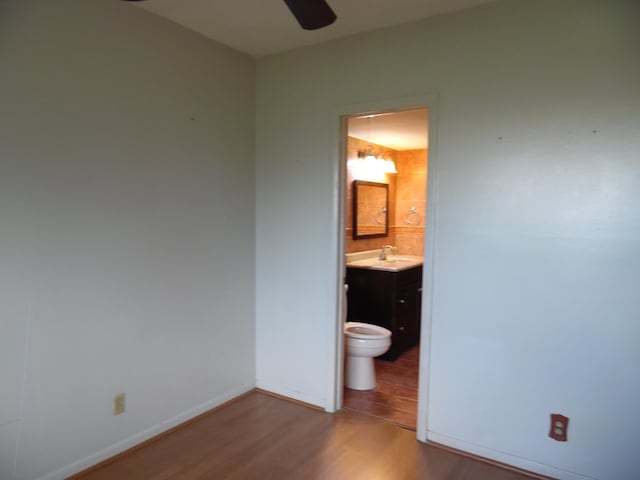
[549,413,568,441]
[113,392,125,416]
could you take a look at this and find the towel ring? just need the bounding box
[405,206,421,225]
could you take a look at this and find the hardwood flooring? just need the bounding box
[343,345,419,429]
[71,391,545,480]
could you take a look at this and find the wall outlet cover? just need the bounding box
[549,413,568,441]
[113,392,125,416]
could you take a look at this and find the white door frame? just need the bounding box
[327,93,439,443]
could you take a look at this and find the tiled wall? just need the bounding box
[345,136,428,256]
[393,149,428,256]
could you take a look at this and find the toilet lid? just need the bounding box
[344,322,391,339]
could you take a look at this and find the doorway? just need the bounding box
[340,108,429,430]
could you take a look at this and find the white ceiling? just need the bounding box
[132,0,498,57]
[348,109,429,151]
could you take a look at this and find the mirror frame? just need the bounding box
[352,180,389,240]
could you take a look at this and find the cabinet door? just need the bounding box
[346,269,368,323]
[346,268,393,331]
[396,285,415,349]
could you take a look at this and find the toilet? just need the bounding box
[344,321,391,390]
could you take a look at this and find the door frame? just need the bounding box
[327,93,439,443]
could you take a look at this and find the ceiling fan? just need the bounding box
[122,0,337,30]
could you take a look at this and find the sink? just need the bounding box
[346,254,423,272]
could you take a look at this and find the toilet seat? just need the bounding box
[345,322,391,339]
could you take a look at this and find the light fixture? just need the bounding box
[383,160,398,174]
[353,145,397,175]
[360,145,377,162]
[378,149,398,174]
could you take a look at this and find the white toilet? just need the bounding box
[344,321,391,390]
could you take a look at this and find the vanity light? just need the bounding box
[354,145,397,175]
[382,157,397,174]
[378,149,397,174]
[362,145,377,162]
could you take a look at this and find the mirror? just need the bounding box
[353,180,389,239]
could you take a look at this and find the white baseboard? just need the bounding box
[37,383,255,480]
[255,381,325,410]
[427,431,595,480]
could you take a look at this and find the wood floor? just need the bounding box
[72,391,545,480]
[343,345,419,429]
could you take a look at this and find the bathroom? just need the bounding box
[343,108,428,430]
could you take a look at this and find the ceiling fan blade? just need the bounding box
[283,0,337,30]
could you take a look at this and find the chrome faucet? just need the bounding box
[379,244,395,260]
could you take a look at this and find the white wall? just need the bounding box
[255,1,640,479]
[0,1,256,479]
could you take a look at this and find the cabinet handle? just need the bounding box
[399,326,405,331]
[399,299,406,304]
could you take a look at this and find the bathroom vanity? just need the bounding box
[346,254,423,361]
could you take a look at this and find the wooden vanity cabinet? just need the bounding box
[346,265,422,361]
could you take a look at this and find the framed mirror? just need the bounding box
[353,180,389,239]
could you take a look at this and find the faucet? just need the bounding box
[379,244,395,260]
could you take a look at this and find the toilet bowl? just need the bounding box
[344,322,391,390]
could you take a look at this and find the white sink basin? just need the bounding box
[346,255,423,272]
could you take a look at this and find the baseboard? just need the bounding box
[39,383,255,480]
[427,431,595,480]
[255,381,325,411]
[255,388,325,412]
